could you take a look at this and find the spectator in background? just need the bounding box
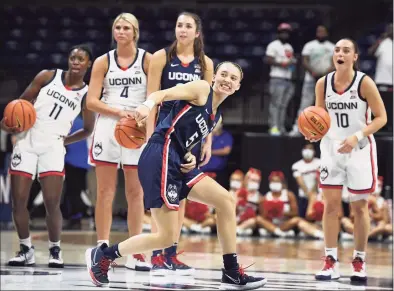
[256,171,323,239]
[229,170,244,195]
[63,113,93,229]
[289,25,335,136]
[291,143,320,218]
[200,119,233,188]
[368,23,393,132]
[265,23,296,136]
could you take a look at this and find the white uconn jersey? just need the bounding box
[19,69,87,143]
[102,48,147,108]
[324,71,370,140]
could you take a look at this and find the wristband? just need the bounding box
[354,130,364,142]
[142,99,155,111]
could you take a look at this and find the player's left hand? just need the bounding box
[134,105,150,126]
[181,152,196,173]
[338,135,358,154]
[199,142,212,167]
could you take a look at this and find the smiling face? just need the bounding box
[333,39,358,70]
[213,62,242,96]
[175,14,199,46]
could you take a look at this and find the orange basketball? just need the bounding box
[3,99,36,131]
[114,117,146,149]
[298,106,330,140]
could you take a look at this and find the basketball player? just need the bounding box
[0,45,95,267]
[310,38,387,281]
[146,11,214,274]
[85,62,267,290]
[85,13,151,271]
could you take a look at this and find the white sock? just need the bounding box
[313,230,324,239]
[97,240,109,247]
[274,228,285,237]
[353,250,366,261]
[325,247,338,261]
[49,240,61,249]
[20,237,32,248]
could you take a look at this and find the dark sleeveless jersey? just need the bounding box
[159,48,202,119]
[152,87,220,156]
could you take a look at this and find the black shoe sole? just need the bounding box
[350,275,367,282]
[8,262,35,267]
[48,263,64,268]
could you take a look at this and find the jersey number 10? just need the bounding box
[335,113,349,128]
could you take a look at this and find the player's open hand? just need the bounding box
[133,105,150,126]
[338,135,358,154]
[117,110,134,119]
[181,152,197,173]
[304,136,321,143]
[0,117,22,134]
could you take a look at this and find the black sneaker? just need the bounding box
[48,246,64,268]
[220,267,267,290]
[85,243,112,286]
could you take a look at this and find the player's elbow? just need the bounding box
[86,97,96,111]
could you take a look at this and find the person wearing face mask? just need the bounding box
[291,143,320,218]
[256,171,324,239]
[229,170,244,195]
[289,25,335,136]
[235,168,261,236]
[265,23,296,136]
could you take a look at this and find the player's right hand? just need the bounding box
[0,117,22,133]
[133,105,150,126]
[117,110,134,119]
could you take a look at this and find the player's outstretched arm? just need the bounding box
[134,80,211,124]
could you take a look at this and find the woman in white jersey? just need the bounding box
[146,11,214,275]
[86,13,152,271]
[311,38,387,282]
[0,45,96,268]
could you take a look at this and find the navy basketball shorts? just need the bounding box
[139,140,207,211]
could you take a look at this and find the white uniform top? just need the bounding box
[292,157,320,198]
[374,38,393,85]
[301,39,335,82]
[16,69,87,147]
[265,39,294,79]
[101,48,147,108]
[324,71,370,140]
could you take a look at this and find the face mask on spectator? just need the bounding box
[302,149,314,160]
[230,180,242,190]
[269,182,282,192]
[247,181,260,191]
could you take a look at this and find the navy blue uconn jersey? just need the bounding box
[154,87,220,155]
[158,48,202,122]
[139,86,221,210]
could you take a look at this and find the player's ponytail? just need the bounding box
[167,12,207,75]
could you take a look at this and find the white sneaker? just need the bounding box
[48,246,64,268]
[315,256,341,280]
[288,125,301,137]
[269,126,281,136]
[259,228,268,237]
[125,254,151,271]
[8,244,35,266]
[350,257,367,282]
[340,232,354,241]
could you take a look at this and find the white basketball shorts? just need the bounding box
[319,135,378,196]
[89,114,145,169]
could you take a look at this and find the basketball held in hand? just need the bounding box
[3,99,36,131]
[114,118,146,149]
[298,106,330,140]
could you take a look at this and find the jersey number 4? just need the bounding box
[335,113,349,128]
[49,103,63,120]
[120,87,129,98]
